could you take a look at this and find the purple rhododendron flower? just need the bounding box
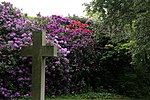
[15,92,20,96]
[55,61,60,64]
[13,43,18,47]
[16,24,21,29]
[21,33,27,37]
[63,58,69,62]
[10,32,16,36]
[18,78,23,81]
[52,66,55,69]
[24,93,29,97]
[18,70,23,73]
[8,40,13,44]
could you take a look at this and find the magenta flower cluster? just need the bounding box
[0,2,95,99]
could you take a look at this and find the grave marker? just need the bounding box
[22,30,57,100]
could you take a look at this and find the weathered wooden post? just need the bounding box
[21,30,57,100]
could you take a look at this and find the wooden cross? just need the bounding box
[21,30,57,100]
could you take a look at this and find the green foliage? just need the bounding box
[85,0,150,98]
[67,31,133,97]
[84,0,148,29]
[69,15,88,23]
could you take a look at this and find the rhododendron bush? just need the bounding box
[0,2,95,99]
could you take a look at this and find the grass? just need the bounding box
[13,92,134,100]
[12,91,150,100]
[47,92,129,100]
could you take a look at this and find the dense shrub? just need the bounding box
[0,1,141,99]
[68,16,143,97]
[68,32,132,93]
[85,0,150,98]
[0,2,33,98]
[0,2,94,99]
